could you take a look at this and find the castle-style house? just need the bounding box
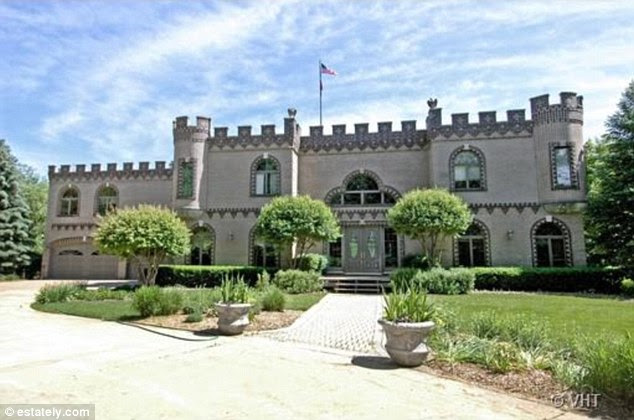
[43,92,587,279]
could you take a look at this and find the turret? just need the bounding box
[172,116,210,211]
[530,92,585,203]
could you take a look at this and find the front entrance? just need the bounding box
[343,226,382,273]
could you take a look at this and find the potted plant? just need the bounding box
[378,290,436,367]
[214,276,252,335]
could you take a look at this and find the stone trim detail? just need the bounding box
[51,223,96,231]
[250,154,282,197]
[177,158,196,199]
[452,219,491,267]
[549,142,579,190]
[530,217,573,267]
[190,222,216,265]
[341,169,384,190]
[300,125,426,153]
[326,169,402,206]
[206,207,261,219]
[449,145,487,192]
[49,162,172,182]
[427,108,532,140]
[469,202,541,215]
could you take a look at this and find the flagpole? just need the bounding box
[319,59,323,126]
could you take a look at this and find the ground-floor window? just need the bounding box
[534,222,568,267]
[328,237,342,268]
[456,222,488,267]
[190,226,214,265]
[252,243,279,269]
[384,228,398,268]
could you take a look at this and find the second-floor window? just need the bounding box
[553,146,573,188]
[452,150,483,191]
[96,186,118,216]
[60,187,79,217]
[253,158,280,196]
[178,160,195,199]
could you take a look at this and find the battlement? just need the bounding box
[530,92,583,125]
[300,120,424,152]
[426,105,532,139]
[48,161,173,181]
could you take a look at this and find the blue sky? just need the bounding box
[1,1,633,175]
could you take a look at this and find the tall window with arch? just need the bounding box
[456,222,488,267]
[190,226,214,265]
[96,185,118,216]
[452,150,484,191]
[328,173,396,206]
[253,157,280,196]
[252,240,279,269]
[534,221,569,267]
[59,187,79,217]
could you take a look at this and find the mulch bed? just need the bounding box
[134,310,303,334]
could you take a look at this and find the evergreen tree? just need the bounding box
[0,140,32,275]
[586,80,634,266]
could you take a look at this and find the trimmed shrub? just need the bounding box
[273,269,323,294]
[294,253,329,273]
[132,286,183,317]
[401,254,431,270]
[35,283,83,304]
[390,268,474,295]
[155,265,266,288]
[260,286,286,311]
[621,278,634,297]
[472,266,631,294]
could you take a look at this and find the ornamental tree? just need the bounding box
[0,139,32,275]
[586,80,634,266]
[95,205,190,285]
[255,195,340,268]
[387,188,471,265]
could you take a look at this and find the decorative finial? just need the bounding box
[427,98,438,109]
[287,108,297,118]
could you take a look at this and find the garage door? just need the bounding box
[50,247,119,280]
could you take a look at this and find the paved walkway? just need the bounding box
[0,281,586,419]
[265,294,385,354]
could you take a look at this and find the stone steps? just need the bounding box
[323,276,391,294]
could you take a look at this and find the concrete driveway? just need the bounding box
[0,281,584,419]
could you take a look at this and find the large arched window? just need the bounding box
[532,220,571,267]
[450,147,486,191]
[455,221,489,267]
[190,226,215,266]
[96,185,118,216]
[251,156,280,196]
[59,187,79,217]
[328,172,399,206]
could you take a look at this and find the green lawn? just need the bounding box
[32,291,326,321]
[430,292,634,342]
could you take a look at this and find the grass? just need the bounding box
[430,292,634,342]
[32,300,141,321]
[32,291,326,321]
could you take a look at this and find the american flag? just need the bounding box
[320,63,337,75]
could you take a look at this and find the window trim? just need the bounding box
[449,146,487,192]
[189,223,215,266]
[531,218,573,267]
[453,219,491,266]
[58,185,80,217]
[250,155,281,197]
[325,170,402,207]
[94,184,119,216]
[549,142,579,190]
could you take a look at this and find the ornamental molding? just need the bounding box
[469,202,542,215]
[449,145,488,192]
[549,141,580,191]
[51,223,97,231]
[300,128,426,153]
[206,207,261,219]
[452,218,491,267]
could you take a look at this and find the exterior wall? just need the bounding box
[43,92,589,279]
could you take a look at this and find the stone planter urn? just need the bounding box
[378,319,435,367]
[215,303,252,335]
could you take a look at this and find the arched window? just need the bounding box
[249,226,279,268]
[456,221,489,267]
[59,187,79,217]
[96,185,118,216]
[252,157,280,196]
[328,172,399,206]
[451,148,485,191]
[190,226,214,266]
[532,220,571,267]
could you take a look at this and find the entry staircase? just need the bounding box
[322,275,391,294]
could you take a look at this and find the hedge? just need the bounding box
[471,266,632,294]
[155,265,266,288]
[390,267,474,295]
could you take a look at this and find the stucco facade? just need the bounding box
[43,92,588,279]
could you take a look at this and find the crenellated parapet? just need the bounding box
[426,106,532,140]
[300,120,425,153]
[173,116,211,142]
[530,92,583,126]
[48,161,173,182]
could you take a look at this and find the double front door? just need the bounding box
[343,226,382,273]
